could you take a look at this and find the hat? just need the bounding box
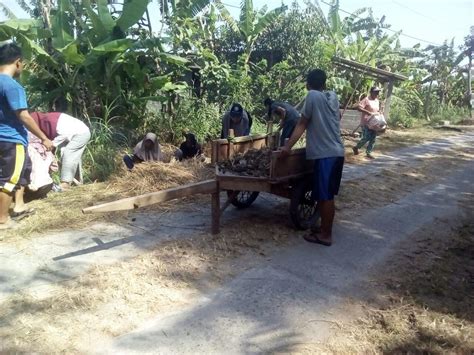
[370,86,381,92]
[230,103,243,117]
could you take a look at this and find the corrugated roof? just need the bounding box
[333,56,408,81]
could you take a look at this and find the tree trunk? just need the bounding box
[41,0,53,53]
[424,80,433,121]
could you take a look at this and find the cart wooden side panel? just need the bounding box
[211,133,280,163]
[217,175,272,193]
[269,148,313,182]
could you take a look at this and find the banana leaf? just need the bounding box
[116,0,150,32]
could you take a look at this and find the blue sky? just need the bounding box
[1,0,472,49]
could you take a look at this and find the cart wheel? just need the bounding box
[227,190,259,209]
[289,179,320,230]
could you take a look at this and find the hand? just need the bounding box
[279,145,291,158]
[42,138,54,151]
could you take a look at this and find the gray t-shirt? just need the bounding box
[271,101,300,146]
[221,111,250,138]
[301,90,345,160]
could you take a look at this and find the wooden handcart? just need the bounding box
[83,132,320,234]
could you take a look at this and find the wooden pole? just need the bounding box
[266,120,274,148]
[469,49,473,119]
[227,129,234,160]
[211,182,220,234]
[384,80,394,121]
[211,140,218,164]
[267,120,273,134]
[82,180,217,214]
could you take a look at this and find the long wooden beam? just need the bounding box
[82,179,217,214]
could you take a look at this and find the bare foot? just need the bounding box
[0,218,17,230]
[303,233,332,246]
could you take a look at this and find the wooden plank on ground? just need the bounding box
[83,179,217,214]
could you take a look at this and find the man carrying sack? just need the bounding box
[352,86,385,159]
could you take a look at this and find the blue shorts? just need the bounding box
[312,157,344,201]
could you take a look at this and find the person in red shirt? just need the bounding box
[29,112,90,189]
[352,86,381,159]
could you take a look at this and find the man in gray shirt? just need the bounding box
[281,69,344,247]
[264,98,300,146]
[221,103,251,138]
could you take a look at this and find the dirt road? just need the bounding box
[0,131,473,353]
[97,135,474,354]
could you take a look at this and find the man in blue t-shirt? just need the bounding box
[281,69,345,247]
[0,42,53,230]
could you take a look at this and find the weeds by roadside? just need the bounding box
[321,197,474,354]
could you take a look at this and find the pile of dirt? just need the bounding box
[217,148,272,177]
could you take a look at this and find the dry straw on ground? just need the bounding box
[0,130,471,353]
[0,219,295,353]
[1,158,214,243]
[1,126,450,243]
[323,196,474,354]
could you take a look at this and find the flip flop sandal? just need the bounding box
[303,234,332,247]
[11,208,36,220]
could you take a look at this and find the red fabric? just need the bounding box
[30,112,61,140]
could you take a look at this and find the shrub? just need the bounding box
[429,105,470,124]
[82,115,130,182]
[143,97,222,144]
[389,96,418,128]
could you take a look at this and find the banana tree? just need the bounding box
[216,0,287,66]
[0,2,16,19]
[1,0,188,124]
[422,40,466,106]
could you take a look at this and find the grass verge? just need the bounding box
[320,196,474,354]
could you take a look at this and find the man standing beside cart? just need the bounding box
[281,69,345,246]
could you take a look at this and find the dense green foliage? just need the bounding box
[0,0,471,180]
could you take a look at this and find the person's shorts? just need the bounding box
[0,142,26,193]
[19,152,32,186]
[312,156,344,201]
